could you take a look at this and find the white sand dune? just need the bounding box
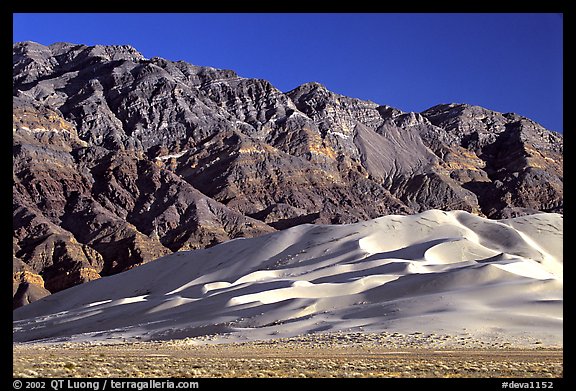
[13,210,563,346]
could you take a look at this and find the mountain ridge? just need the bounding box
[12,41,563,308]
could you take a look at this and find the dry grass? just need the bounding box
[13,332,562,378]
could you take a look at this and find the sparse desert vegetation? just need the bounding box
[13,332,562,378]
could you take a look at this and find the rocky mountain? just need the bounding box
[12,41,563,308]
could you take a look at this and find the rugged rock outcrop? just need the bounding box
[13,41,563,308]
[421,104,563,217]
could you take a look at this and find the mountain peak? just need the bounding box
[296,81,327,90]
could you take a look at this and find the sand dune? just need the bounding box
[13,210,563,346]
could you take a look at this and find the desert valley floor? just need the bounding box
[14,333,562,378]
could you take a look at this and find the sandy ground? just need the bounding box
[14,211,563,347]
[13,332,562,378]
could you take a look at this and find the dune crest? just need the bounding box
[13,210,563,346]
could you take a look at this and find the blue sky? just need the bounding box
[13,13,563,133]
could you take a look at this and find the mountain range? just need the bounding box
[12,41,563,309]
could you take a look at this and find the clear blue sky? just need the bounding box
[13,13,563,133]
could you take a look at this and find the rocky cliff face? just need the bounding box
[13,41,563,308]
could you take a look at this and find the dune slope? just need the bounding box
[13,210,562,346]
